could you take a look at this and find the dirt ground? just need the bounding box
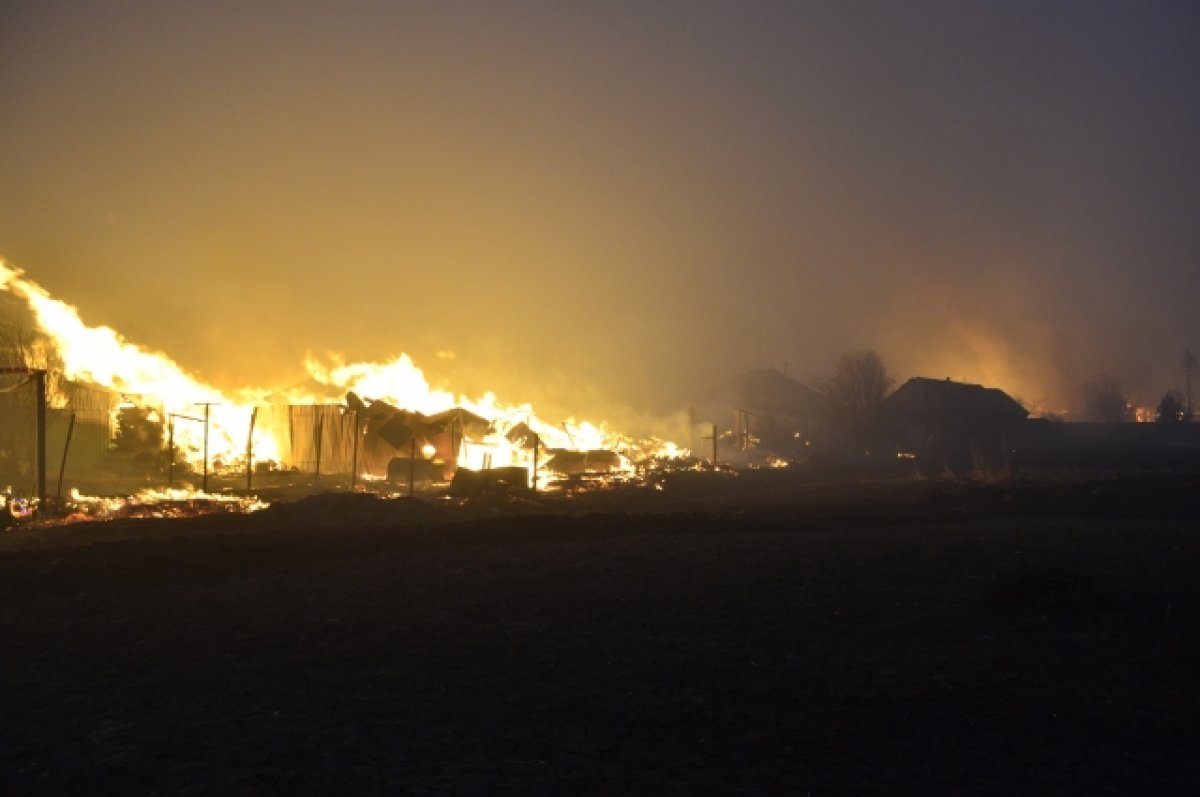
[2,470,1199,795]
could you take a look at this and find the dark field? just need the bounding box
[2,473,1200,795]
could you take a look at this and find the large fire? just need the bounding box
[0,262,683,492]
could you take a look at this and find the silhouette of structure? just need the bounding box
[692,368,829,462]
[880,377,1028,470]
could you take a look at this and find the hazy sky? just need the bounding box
[2,1,1198,419]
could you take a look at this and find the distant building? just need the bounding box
[692,368,829,461]
[880,377,1028,469]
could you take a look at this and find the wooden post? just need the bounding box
[202,403,211,493]
[350,408,360,489]
[167,417,175,487]
[711,422,718,467]
[314,409,324,489]
[246,407,258,492]
[531,432,539,492]
[34,370,46,508]
[191,403,221,493]
[56,412,76,502]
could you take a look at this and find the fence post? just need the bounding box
[314,410,324,489]
[246,407,258,492]
[56,412,75,502]
[34,370,46,508]
[351,408,360,489]
[532,432,539,492]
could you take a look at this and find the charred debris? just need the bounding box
[346,391,634,496]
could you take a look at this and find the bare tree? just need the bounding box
[1083,376,1132,422]
[822,350,896,417]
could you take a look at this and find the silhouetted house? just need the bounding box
[693,368,829,461]
[880,377,1028,469]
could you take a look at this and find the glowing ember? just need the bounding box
[12,487,268,526]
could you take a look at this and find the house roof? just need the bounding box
[883,377,1028,420]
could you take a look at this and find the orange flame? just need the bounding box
[0,261,684,483]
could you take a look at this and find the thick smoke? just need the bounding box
[0,2,1196,419]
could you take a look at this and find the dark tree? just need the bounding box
[822,350,895,416]
[114,406,165,451]
[1083,376,1132,422]
[1156,391,1188,423]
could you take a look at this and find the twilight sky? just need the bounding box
[2,0,1198,422]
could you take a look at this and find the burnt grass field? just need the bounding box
[3,470,1200,795]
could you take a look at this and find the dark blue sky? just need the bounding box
[1,1,1198,417]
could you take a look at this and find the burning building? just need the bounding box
[0,262,676,500]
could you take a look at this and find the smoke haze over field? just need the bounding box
[2,1,1198,420]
